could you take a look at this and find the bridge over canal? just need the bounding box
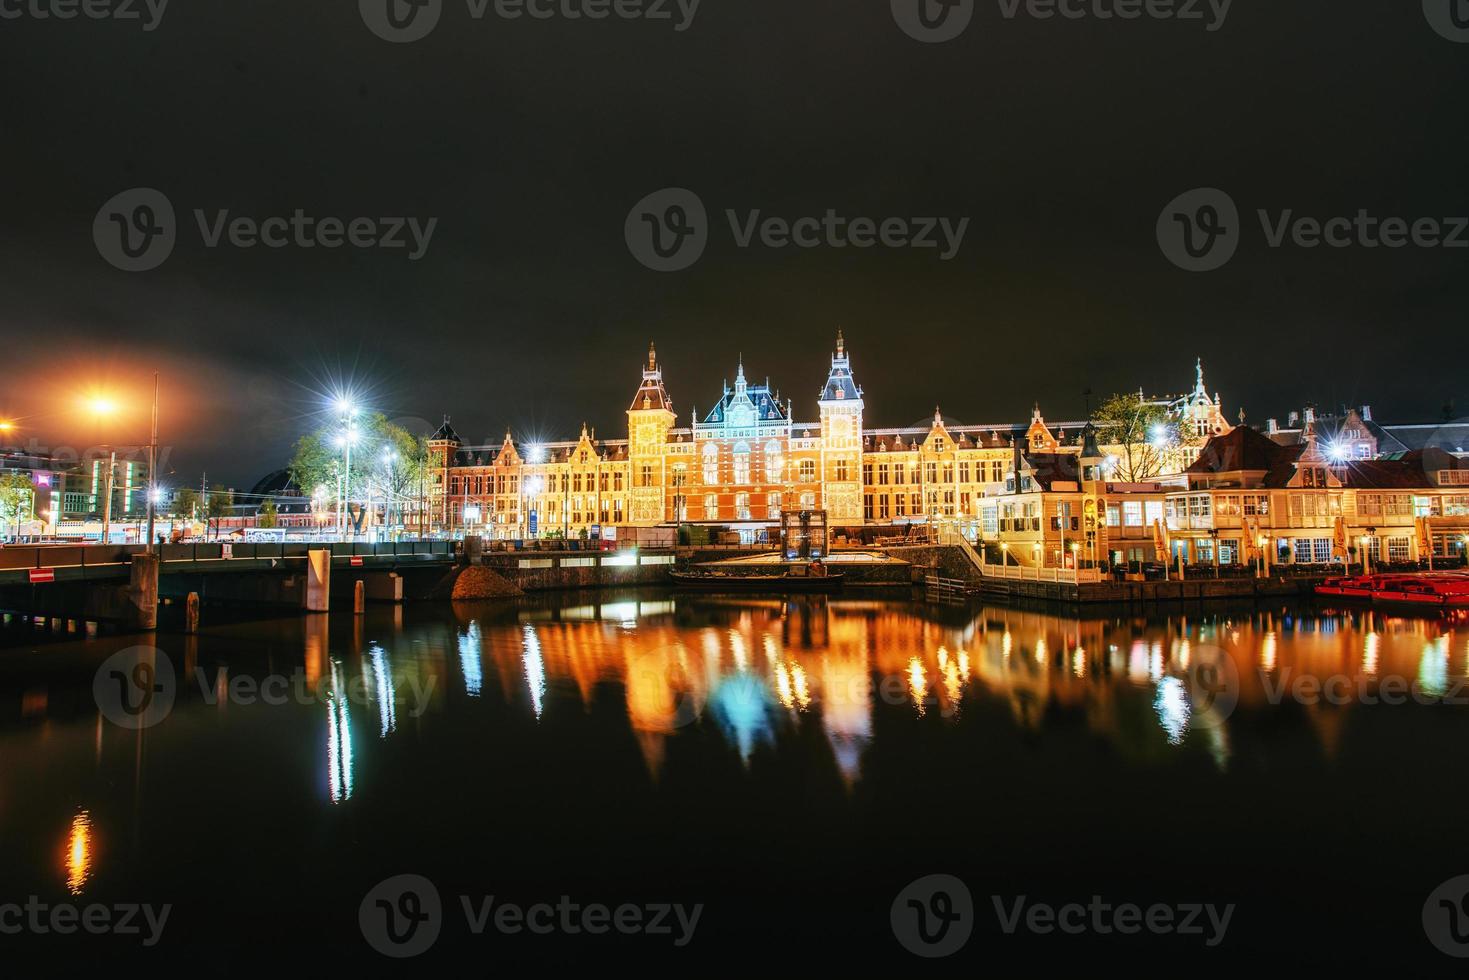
[0,541,458,629]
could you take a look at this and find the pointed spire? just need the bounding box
[1081,422,1102,460]
[648,342,657,372]
[580,422,589,439]
[836,329,845,356]
[934,405,943,425]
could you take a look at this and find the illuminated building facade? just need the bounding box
[427,341,1462,561]
[430,335,865,539]
[428,340,1231,541]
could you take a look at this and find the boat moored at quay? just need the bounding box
[1316,572,1469,609]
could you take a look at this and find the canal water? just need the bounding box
[2,591,1468,969]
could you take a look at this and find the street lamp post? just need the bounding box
[379,448,398,538]
[86,397,120,545]
[335,399,359,539]
[145,372,160,554]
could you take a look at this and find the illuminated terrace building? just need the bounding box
[427,334,1187,542]
[430,336,864,539]
[430,339,1459,555]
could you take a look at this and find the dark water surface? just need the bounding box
[3,591,1469,970]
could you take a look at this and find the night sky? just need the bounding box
[2,1,1466,486]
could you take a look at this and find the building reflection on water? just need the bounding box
[5,595,1466,829]
[436,597,1469,784]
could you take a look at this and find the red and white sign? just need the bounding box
[349,556,364,567]
[28,569,55,584]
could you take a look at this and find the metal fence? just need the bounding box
[0,539,456,570]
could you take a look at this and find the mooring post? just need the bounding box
[186,591,200,633]
[354,579,365,615]
[306,549,331,613]
[127,552,160,631]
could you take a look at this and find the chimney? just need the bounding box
[1266,418,1279,434]
[1361,405,1372,421]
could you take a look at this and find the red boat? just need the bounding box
[1316,575,1377,599]
[1316,573,1469,609]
